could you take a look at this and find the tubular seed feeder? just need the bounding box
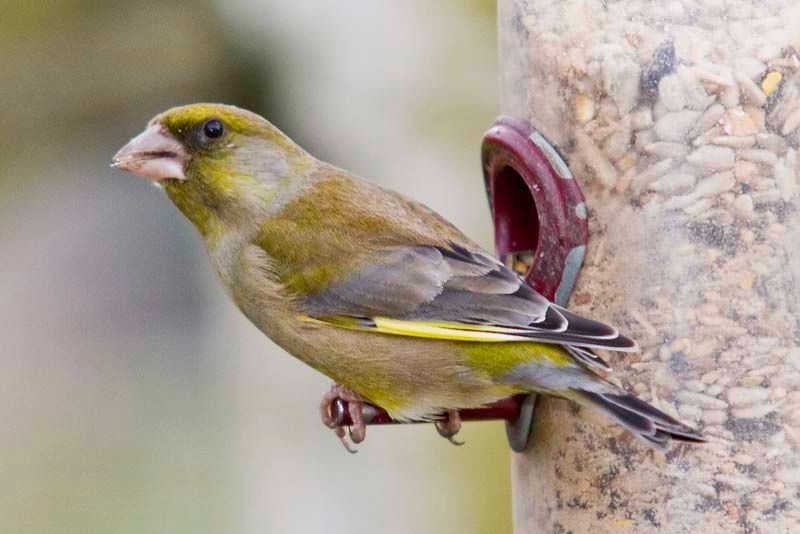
[500,0,800,532]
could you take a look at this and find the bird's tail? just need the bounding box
[568,388,705,449]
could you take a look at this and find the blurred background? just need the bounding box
[0,1,508,533]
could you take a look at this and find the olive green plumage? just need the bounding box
[117,103,703,448]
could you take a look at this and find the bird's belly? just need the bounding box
[239,299,513,418]
[269,318,517,420]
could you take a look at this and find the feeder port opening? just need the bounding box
[492,164,540,277]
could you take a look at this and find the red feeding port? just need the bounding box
[481,116,589,305]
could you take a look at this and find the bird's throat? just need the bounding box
[164,180,226,244]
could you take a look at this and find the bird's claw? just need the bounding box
[321,386,467,450]
[320,383,366,453]
[435,410,464,446]
[334,425,358,454]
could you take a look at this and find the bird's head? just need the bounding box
[113,103,313,238]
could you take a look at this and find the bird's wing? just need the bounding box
[257,171,635,368]
[302,241,637,367]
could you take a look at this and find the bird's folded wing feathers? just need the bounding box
[301,242,637,359]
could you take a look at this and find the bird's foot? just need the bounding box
[320,383,366,453]
[435,410,464,446]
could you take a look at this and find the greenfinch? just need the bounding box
[113,103,702,451]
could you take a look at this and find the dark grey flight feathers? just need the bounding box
[306,241,637,357]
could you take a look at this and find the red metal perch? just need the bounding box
[332,396,526,426]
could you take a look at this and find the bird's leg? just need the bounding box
[435,409,464,446]
[319,383,366,453]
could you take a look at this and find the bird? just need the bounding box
[112,103,703,452]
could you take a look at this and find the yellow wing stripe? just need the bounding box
[303,315,531,342]
[420,320,542,334]
[373,318,524,342]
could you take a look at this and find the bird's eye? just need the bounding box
[203,119,224,139]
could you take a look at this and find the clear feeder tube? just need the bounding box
[500,1,800,532]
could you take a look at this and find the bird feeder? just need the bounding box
[332,117,589,452]
[500,0,800,532]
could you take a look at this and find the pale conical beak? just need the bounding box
[112,124,189,181]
